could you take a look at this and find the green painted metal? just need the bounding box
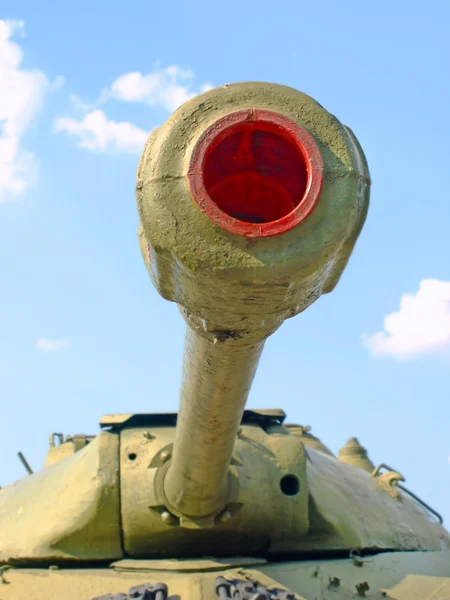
[136,81,370,520]
[1,553,450,599]
[0,82,449,599]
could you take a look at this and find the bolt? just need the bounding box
[160,450,171,463]
[220,510,232,523]
[161,511,175,525]
[328,577,340,589]
[356,582,370,596]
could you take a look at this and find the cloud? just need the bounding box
[68,94,94,113]
[0,20,49,202]
[51,75,65,92]
[54,65,212,154]
[109,65,213,112]
[54,110,150,153]
[362,279,450,360]
[35,338,70,352]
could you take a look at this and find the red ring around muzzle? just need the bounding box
[188,109,324,238]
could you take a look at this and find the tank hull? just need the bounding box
[2,552,450,599]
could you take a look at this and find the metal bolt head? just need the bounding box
[161,511,175,524]
[356,581,370,596]
[160,450,171,463]
[220,510,232,523]
[328,577,340,588]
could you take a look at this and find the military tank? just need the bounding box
[1,82,449,600]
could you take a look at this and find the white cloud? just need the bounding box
[109,65,213,112]
[54,65,212,154]
[54,110,149,153]
[0,20,49,201]
[51,75,65,92]
[35,338,70,352]
[68,94,94,113]
[362,279,450,360]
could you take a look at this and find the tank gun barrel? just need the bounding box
[136,82,370,520]
[165,325,265,518]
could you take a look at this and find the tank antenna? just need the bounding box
[17,451,33,475]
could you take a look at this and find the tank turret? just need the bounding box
[1,83,449,600]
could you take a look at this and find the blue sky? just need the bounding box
[1,1,450,527]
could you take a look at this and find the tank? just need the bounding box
[1,82,449,600]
